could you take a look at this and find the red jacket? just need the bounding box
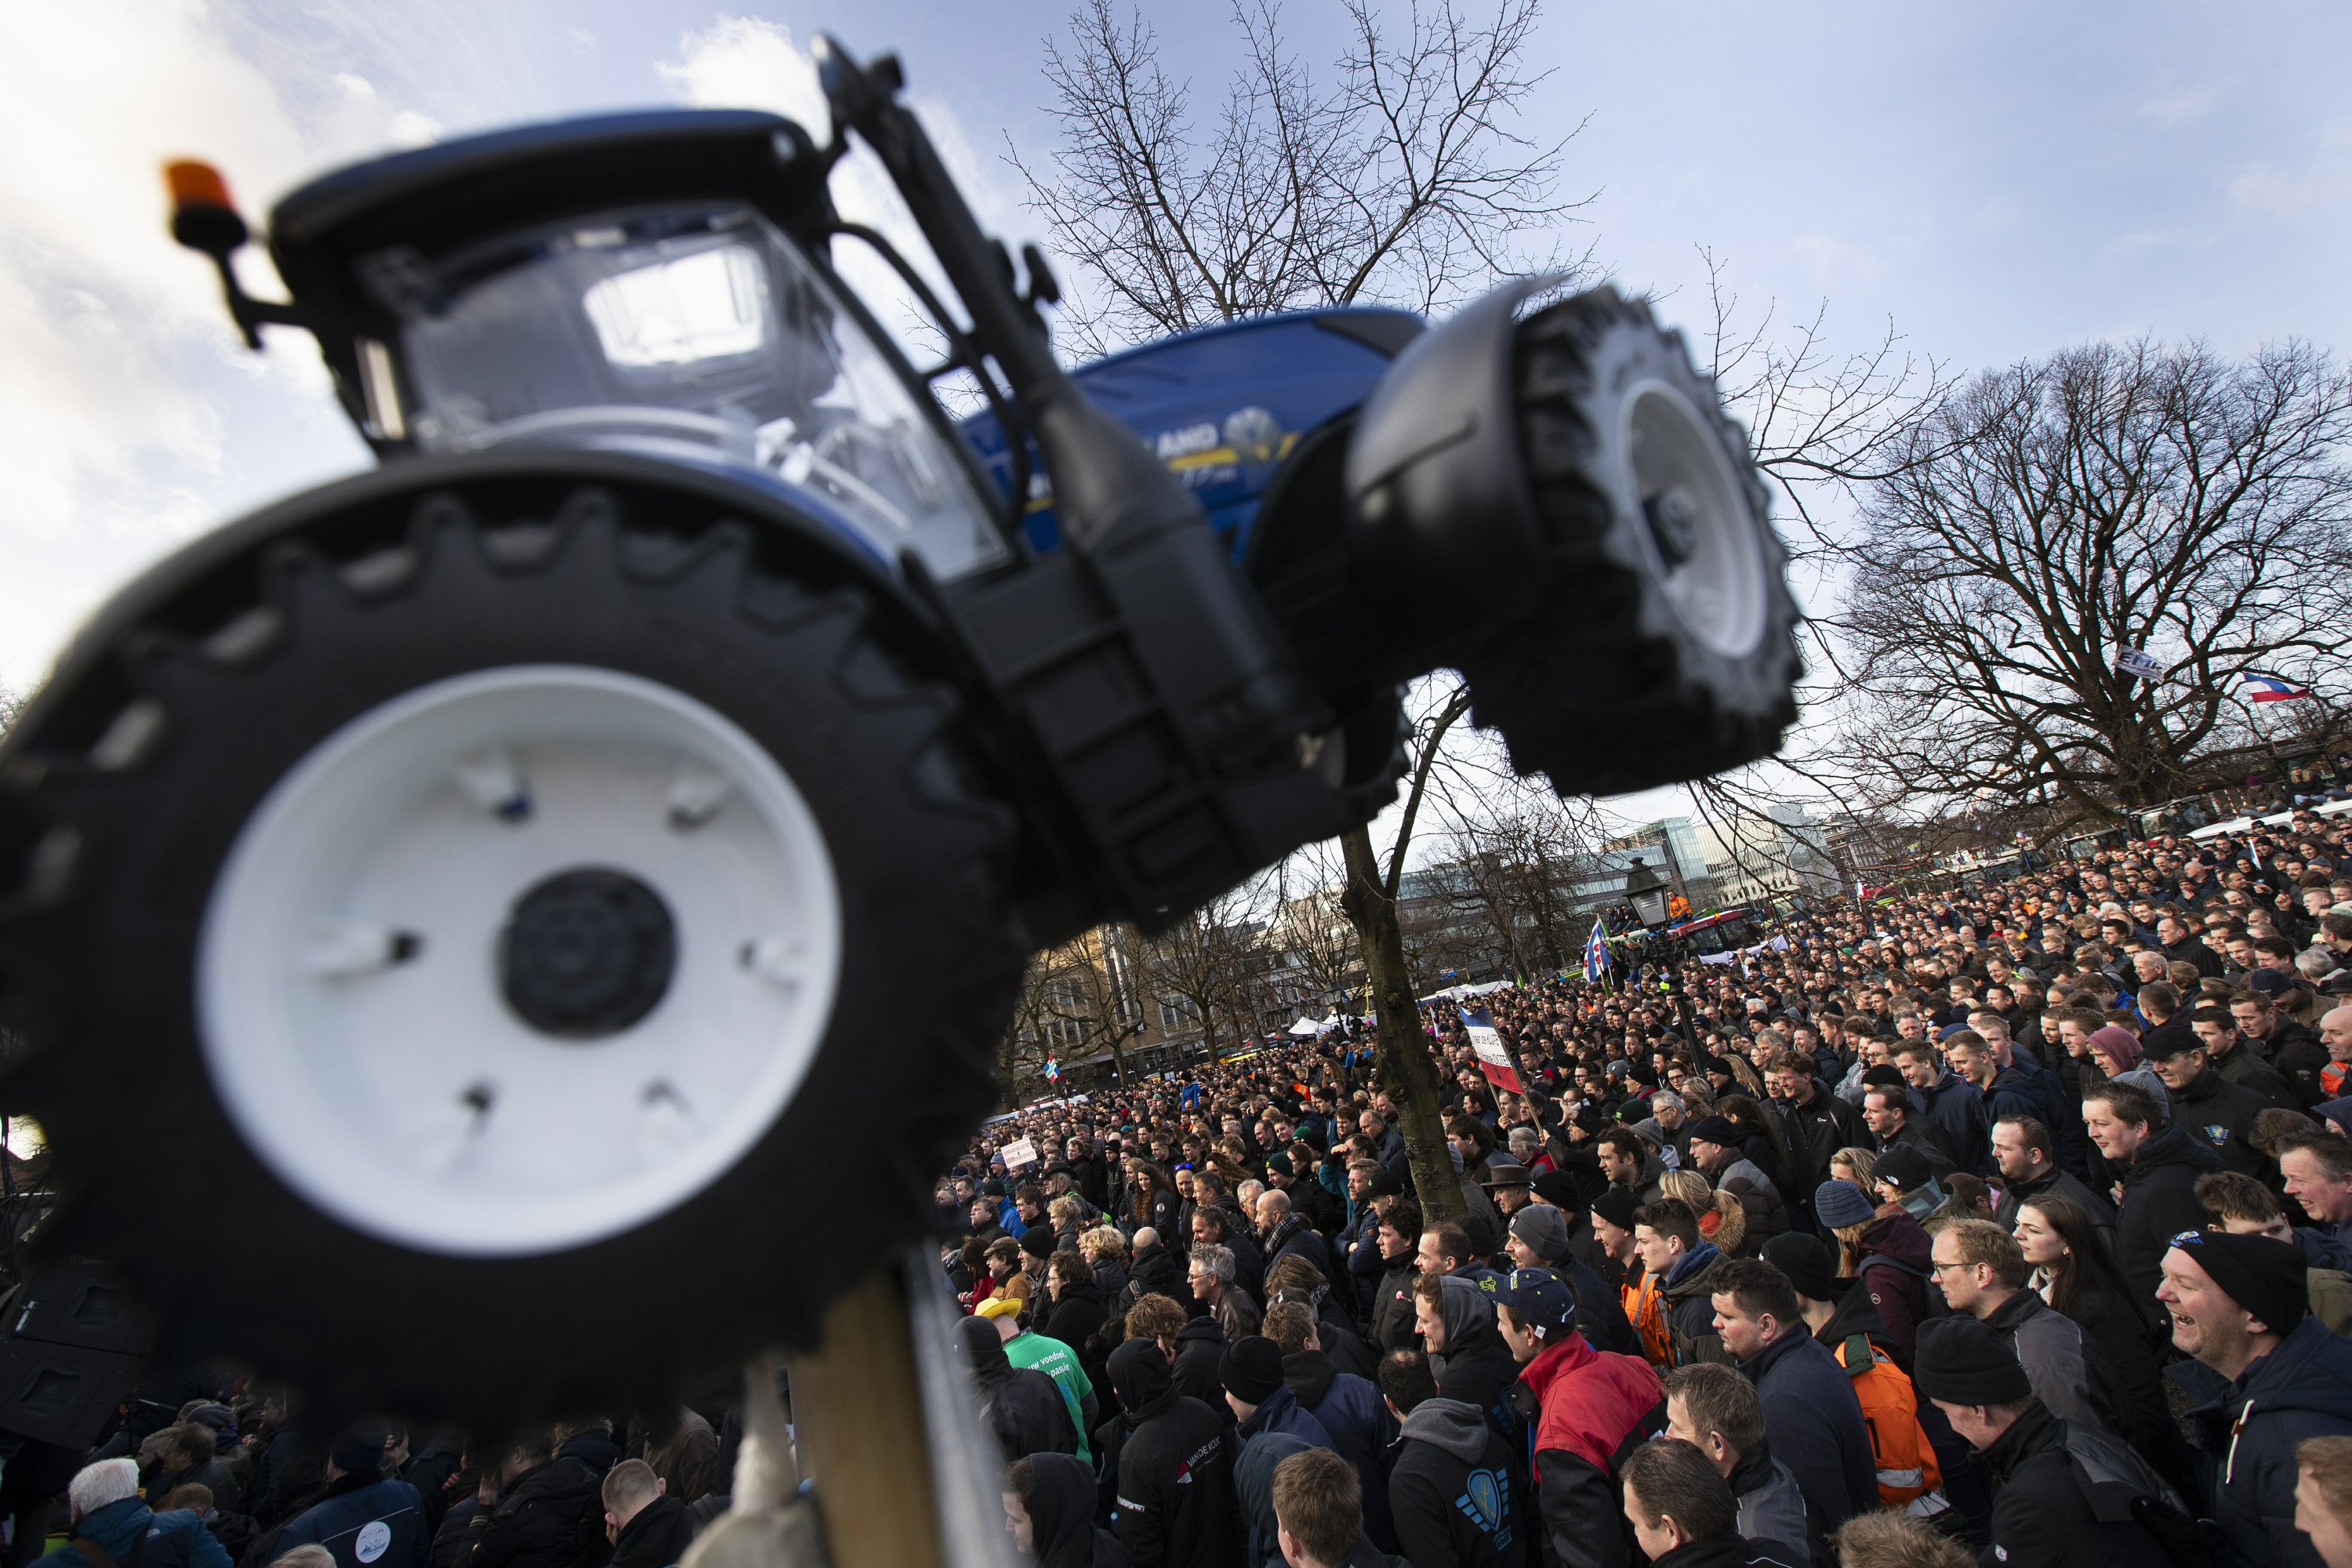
[1513,1334,1666,1568]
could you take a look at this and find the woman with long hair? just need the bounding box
[1828,1146,1876,1192]
[2012,1196,2196,1494]
[1123,1157,1179,1237]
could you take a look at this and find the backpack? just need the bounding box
[2062,1419,2209,1568]
[1834,1334,1941,1508]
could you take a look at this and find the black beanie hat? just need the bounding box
[1913,1317,2031,1406]
[329,1421,391,1479]
[1534,1170,1584,1213]
[2172,1230,2310,1334]
[1220,1335,1286,1407]
[1021,1227,1058,1259]
[1589,1186,1639,1233]
[1761,1233,1838,1305]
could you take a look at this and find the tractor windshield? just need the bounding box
[390,203,1009,579]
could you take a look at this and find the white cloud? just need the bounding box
[654,16,1037,361]
[0,0,442,690]
[2138,74,2238,127]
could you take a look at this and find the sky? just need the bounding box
[3,0,2347,829]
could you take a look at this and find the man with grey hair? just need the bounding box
[1651,1091,1693,1168]
[33,1458,230,1568]
[1190,1241,1261,1341]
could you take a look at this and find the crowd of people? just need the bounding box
[945,806,2352,1568]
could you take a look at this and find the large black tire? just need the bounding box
[0,472,1022,1423]
[1457,289,1801,796]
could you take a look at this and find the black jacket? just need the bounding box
[1105,1341,1243,1568]
[2170,1066,2280,1176]
[1045,1279,1112,1392]
[1371,1260,1421,1356]
[2114,1122,2223,1302]
[1978,1400,2168,1568]
[960,1317,1080,1461]
[1127,1241,1189,1310]
[1171,1316,1228,1410]
[1771,1087,1865,1207]
[2259,1019,2328,1107]
[606,1497,695,1568]
[1388,1397,1525,1568]
[465,1457,604,1568]
[1642,1533,1800,1568]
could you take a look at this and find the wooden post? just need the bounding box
[787,1266,942,1568]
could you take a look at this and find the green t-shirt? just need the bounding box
[1005,1329,1094,1461]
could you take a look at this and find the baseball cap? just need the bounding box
[1501,1268,1577,1343]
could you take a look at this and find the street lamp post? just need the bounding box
[1623,860,1695,1044]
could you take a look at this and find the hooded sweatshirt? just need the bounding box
[1103,1339,1240,1568]
[1433,1276,1527,1452]
[959,1317,1077,1462]
[1388,1397,1525,1568]
[1022,1452,1128,1568]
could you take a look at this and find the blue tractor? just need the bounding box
[0,42,1795,1419]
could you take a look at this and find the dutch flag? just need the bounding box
[2244,674,2312,703]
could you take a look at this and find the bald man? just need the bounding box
[1257,1188,1332,1278]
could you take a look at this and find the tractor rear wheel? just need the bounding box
[1457,289,1802,797]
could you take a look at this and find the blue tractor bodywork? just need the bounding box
[961,307,1423,557]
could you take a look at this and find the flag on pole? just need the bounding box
[2113,646,2167,681]
[1043,1056,1059,1081]
[2243,673,2312,703]
[1584,918,1610,984]
[1459,1006,1523,1092]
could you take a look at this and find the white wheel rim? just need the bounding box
[1621,379,1769,659]
[197,664,843,1256]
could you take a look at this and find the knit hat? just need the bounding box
[329,1421,391,1480]
[1685,1116,1740,1148]
[1874,1145,1936,1198]
[2141,1030,2202,1062]
[1020,1227,1058,1259]
[1219,1336,1287,1406]
[1510,1202,1570,1261]
[1264,1151,1293,1177]
[1501,1268,1577,1342]
[1813,1179,1877,1232]
[1860,1065,1907,1091]
[2169,1230,2310,1334]
[1589,1186,1639,1234]
[1761,1233,1838,1305]
[1913,1317,2031,1406]
[975,1295,1023,1321]
[2248,967,2299,1000]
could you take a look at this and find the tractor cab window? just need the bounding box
[387,203,1008,580]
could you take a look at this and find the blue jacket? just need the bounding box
[34,1500,230,1568]
[277,1478,430,1568]
[2190,1316,2352,1568]
[1237,1385,1335,1452]
[1737,1330,1877,1534]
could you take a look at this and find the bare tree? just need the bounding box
[1022,0,1590,1220]
[1004,924,1152,1097]
[1339,684,1474,1219]
[0,684,19,739]
[1820,339,2352,822]
[1143,877,1274,1062]
[1018,0,1587,355]
[1270,840,1364,1008]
